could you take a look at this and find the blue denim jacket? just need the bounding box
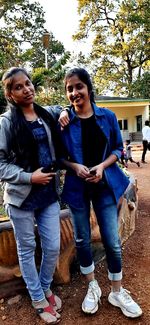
[59,104,129,208]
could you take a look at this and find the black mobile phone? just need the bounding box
[89,169,96,175]
[42,163,58,173]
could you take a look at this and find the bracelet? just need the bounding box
[60,107,70,114]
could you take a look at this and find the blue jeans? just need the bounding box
[70,185,122,281]
[6,201,60,301]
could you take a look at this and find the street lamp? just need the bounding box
[42,32,50,69]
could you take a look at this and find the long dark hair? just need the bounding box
[2,67,57,171]
[64,67,95,103]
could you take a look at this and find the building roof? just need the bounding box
[95,96,150,103]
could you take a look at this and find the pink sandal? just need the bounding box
[47,293,62,312]
[36,304,60,324]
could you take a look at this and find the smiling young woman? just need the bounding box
[58,67,142,319]
[0,67,62,324]
[65,74,92,117]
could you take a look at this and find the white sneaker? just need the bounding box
[108,287,142,318]
[82,279,102,314]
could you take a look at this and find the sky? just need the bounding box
[37,0,91,55]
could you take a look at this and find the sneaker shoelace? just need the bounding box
[87,282,100,302]
[119,289,133,305]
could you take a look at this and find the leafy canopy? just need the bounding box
[0,0,68,69]
[74,0,150,96]
[0,0,71,107]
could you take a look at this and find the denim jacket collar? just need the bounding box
[69,102,105,122]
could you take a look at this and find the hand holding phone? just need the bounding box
[41,163,58,173]
[89,168,96,176]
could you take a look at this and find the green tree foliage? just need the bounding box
[0,0,44,67]
[0,0,71,107]
[74,0,150,96]
[32,52,70,106]
[131,72,150,98]
[0,0,69,69]
[0,79,6,114]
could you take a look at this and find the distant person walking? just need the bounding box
[125,140,140,167]
[120,148,128,167]
[141,120,150,163]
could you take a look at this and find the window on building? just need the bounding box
[118,119,128,130]
[118,120,122,130]
[123,119,128,130]
[136,115,142,131]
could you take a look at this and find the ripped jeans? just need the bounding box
[69,186,122,281]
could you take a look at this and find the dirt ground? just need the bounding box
[0,148,150,325]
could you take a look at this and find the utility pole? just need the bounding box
[42,32,50,69]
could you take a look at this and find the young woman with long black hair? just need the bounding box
[58,67,142,318]
[0,67,62,324]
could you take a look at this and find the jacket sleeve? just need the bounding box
[109,112,123,160]
[0,116,32,184]
[45,105,62,121]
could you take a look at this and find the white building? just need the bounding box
[96,97,150,141]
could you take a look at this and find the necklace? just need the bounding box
[27,117,43,124]
[37,118,43,125]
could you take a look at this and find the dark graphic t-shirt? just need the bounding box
[80,114,106,167]
[21,119,58,210]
